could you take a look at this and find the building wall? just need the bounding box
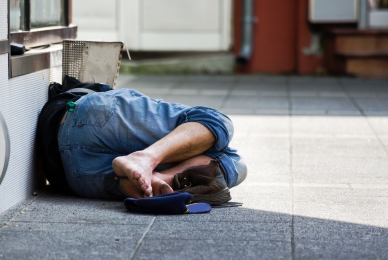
[234,0,323,74]
[0,0,7,39]
[0,0,62,214]
[0,57,62,214]
[73,0,233,51]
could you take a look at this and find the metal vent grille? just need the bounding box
[62,40,86,82]
[62,40,123,88]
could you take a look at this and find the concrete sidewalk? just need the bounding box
[1,75,388,259]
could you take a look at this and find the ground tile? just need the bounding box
[291,116,375,137]
[224,96,289,110]
[291,97,357,111]
[241,150,290,166]
[147,220,290,241]
[293,187,388,227]
[154,206,290,224]
[242,162,290,183]
[318,91,347,98]
[202,88,230,96]
[253,75,287,83]
[185,75,233,82]
[231,136,290,151]
[292,156,388,184]
[230,87,259,97]
[231,184,291,214]
[291,136,388,158]
[353,97,388,112]
[169,88,200,95]
[294,217,388,259]
[364,111,388,116]
[228,115,290,135]
[0,222,145,260]
[8,193,153,225]
[134,239,291,260]
[366,117,388,136]
[380,137,388,150]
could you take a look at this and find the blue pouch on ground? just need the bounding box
[124,192,211,215]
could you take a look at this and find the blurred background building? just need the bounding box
[73,0,388,78]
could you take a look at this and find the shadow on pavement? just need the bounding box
[0,191,387,259]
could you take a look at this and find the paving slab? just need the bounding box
[228,116,290,135]
[289,76,338,84]
[366,117,388,136]
[291,116,376,137]
[353,97,388,112]
[380,137,388,150]
[291,136,387,158]
[0,222,143,260]
[292,156,388,185]
[231,136,290,151]
[134,239,291,260]
[147,220,290,241]
[224,96,289,110]
[233,86,287,95]
[9,193,153,225]
[293,186,388,226]
[294,217,388,259]
[291,97,358,112]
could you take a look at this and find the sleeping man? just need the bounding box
[56,88,247,204]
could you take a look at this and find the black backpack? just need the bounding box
[36,76,112,194]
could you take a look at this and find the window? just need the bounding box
[11,0,68,32]
[10,0,76,49]
[8,0,77,78]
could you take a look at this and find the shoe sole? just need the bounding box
[191,187,231,206]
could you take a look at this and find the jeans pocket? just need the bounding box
[73,93,117,127]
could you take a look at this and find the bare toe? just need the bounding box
[160,183,173,194]
[151,176,173,196]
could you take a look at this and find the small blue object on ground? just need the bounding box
[124,192,211,215]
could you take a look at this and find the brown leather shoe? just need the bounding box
[173,159,231,205]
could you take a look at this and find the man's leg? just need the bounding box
[112,122,215,197]
[118,154,213,198]
[151,154,213,195]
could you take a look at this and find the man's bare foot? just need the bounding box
[119,175,173,198]
[112,151,157,197]
[119,178,143,199]
[151,175,174,196]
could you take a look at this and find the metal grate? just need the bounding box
[62,40,86,82]
[62,40,123,88]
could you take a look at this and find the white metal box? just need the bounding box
[309,0,359,23]
[369,10,388,28]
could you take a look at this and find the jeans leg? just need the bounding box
[204,147,247,188]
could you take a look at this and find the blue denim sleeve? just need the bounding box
[176,106,234,152]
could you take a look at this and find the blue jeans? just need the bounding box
[58,89,247,199]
